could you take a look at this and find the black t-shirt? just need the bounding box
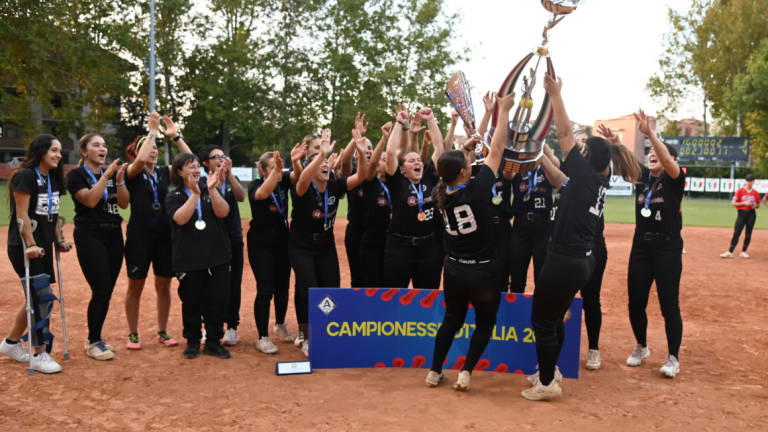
[126,165,171,235]
[511,166,553,215]
[488,173,514,219]
[7,168,63,248]
[634,165,685,236]
[200,176,242,239]
[440,165,496,260]
[385,162,439,237]
[550,150,609,253]
[289,178,348,247]
[248,172,290,232]
[166,184,231,272]
[66,166,122,225]
[347,170,366,227]
[362,178,392,231]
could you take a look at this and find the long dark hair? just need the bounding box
[171,153,199,186]
[435,150,466,211]
[585,137,641,183]
[9,134,66,194]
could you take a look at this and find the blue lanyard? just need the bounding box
[83,165,108,203]
[526,166,541,198]
[34,167,52,218]
[446,184,467,191]
[377,178,392,212]
[221,180,227,196]
[145,169,159,206]
[410,182,424,213]
[492,182,500,198]
[182,186,203,223]
[311,182,328,226]
[271,188,286,219]
[644,172,653,210]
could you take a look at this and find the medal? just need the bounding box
[640,208,651,218]
[417,212,425,222]
[523,194,531,202]
[195,220,207,230]
[492,195,502,205]
[642,172,653,219]
[183,185,205,231]
[152,202,161,211]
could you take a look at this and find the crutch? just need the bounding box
[17,218,38,376]
[55,216,70,360]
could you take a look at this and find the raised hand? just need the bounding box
[463,136,482,153]
[327,153,340,171]
[396,110,410,127]
[207,165,223,191]
[597,123,621,145]
[450,110,459,125]
[161,115,178,138]
[634,109,652,135]
[483,91,496,112]
[274,151,284,171]
[355,112,369,135]
[116,162,129,184]
[393,104,408,120]
[221,157,233,178]
[148,111,160,134]
[424,130,433,147]
[543,73,562,97]
[290,142,307,162]
[497,91,517,112]
[104,158,121,179]
[418,107,434,122]
[320,129,334,155]
[410,113,425,134]
[381,121,393,137]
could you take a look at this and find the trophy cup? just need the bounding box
[445,71,485,161]
[492,0,586,175]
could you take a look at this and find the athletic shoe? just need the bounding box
[202,343,231,359]
[301,340,309,358]
[256,337,278,354]
[626,344,650,367]
[425,371,446,387]
[85,340,115,352]
[0,339,29,362]
[157,331,178,347]
[221,328,238,346]
[126,333,141,350]
[274,323,294,342]
[585,349,601,370]
[183,340,200,359]
[720,251,734,259]
[527,365,563,385]
[86,341,115,361]
[660,354,680,378]
[294,331,305,347]
[30,352,62,374]
[453,370,471,392]
[200,329,206,344]
[740,251,751,259]
[521,379,562,401]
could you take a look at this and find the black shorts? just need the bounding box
[124,231,173,279]
[7,245,56,284]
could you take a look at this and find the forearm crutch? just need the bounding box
[55,216,70,360]
[17,218,37,376]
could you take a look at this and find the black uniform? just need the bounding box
[509,166,553,293]
[216,177,244,332]
[382,163,443,289]
[531,150,608,386]
[166,184,231,346]
[628,166,685,359]
[247,172,291,339]
[580,214,607,351]
[430,165,502,374]
[488,174,515,291]
[358,178,391,287]
[66,165,124,344]
[345,182,366,287]
[124,166,172,279]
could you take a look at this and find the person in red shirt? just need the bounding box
[720,174,761,258]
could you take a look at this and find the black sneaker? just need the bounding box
[202,343,231,359]
[184,340,200,359]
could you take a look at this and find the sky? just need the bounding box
[445,0,699,125]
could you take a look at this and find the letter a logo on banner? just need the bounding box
[318,296,337,315]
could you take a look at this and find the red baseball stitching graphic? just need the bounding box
[513,369,524,374]
[381,288,399,302]
[365,288,379,297]
[451,356,466,370]
[393,357,405,367]
[420,290,441,308]
[400,290,420,305]
[411,355,426,368]
[505,293,517,303]
[374,362,386,368]
[475,359,490,370]
[494,363,509,372]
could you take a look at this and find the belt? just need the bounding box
[548,243,592,258]
[390,232,435,247]
[77,222,122,230]
[639,232,679,242]
[489,216,504,224]
[517,212,549,223]
[311,232,333,242]
[447,256,491,265]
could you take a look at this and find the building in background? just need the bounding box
[592,114,657,162]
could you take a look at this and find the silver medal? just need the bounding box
[640,208,651,218]
[152,202,161,211]
[195,220,207,230]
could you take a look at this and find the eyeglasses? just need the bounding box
[209,154,227,160]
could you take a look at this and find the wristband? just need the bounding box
[116,182,126,187]
[173,134,182,142]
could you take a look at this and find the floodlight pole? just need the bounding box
[148,0,168,164]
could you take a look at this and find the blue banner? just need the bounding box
[309,288,583,378]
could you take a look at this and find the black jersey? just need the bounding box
[550,150,609,253]
[511,165,553,216]
[362,178,392,231]
[488,173,514,218]
[347,181,366,228]
[290,178,348,246]
[248,171,290,232]
[66,165,122,225]
[635,165,685,236]
[440,164,497,260]
[385,162,439,237]
[7,167,63,248]
[200,175,242,239]
[166,184,231,272]
[126,165,171,234]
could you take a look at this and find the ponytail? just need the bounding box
[436,179,447,211]
[608,143,641,183]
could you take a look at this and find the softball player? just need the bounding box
[720,174,761,258]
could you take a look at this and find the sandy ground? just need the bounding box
[0,220,766,431]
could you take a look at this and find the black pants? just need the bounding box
[627,236,683,358]
[359,227,387,288]
[532,248,595,385]
[248,229,290,338]
[74,225,124,343]
[177,263,230,344]
[383,233,443,289]
[289,239,340,337]
[224,236,244,330]
[580,238,607,350]
[509,216,551,293]
[729,209,756,252]
[431,258,501,373]
[345,223,364,288]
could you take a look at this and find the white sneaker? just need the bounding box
[585,349,601,370]
[740,251,751,259]
[626,344,650,366]
[660,354,680,378]
[84,340,115,352]
[273,323,294,342]
[294,331,305,347]
[256,337,278,354]
[221,328,238,346]
[301,340,309,358]
[720,251,734,259]
[30,352,62,374]
[527,365,563,385]
[425,370,446,387]
[0,340,29,362]
[86,341,115,361]
[521,378,562,401]
[453,370,471,392]
[200,329,206,344]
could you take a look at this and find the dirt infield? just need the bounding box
[0,221,766,431]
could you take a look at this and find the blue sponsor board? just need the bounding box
[309,288,583,378]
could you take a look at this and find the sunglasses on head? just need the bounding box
[209,154,227,160]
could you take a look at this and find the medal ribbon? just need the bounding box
[145,168,160,207]
[311,182,328,227]
[410,182,424,214]
[271,188,286,220]
[377,178,392,212]
[526,166,541,200]
[83,165,108,203]
[182,186,203,225]
[34,167,53,219]
[644,171,653,211]
[446,184,467,191]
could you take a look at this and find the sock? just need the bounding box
[5,338,19,345]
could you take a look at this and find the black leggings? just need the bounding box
[345,223,364,288]
[289,240,340,338]
[627,236,683,358]
[359,227,387,288]
[247,229,290,338]
[509,217,550,293]
[490,218,512,292]
[580,238,607,350]
[73,225,124,343]
[532,249,595,385]
[177,264,230,344]
[383,234,443,289]
[729,209,756,252]
[431,259,501,373]
[224,236,244,330]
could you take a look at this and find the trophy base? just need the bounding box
[502,147,544,175]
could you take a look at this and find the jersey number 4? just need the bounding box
[443,204,478,236]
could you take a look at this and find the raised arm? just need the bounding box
[207,165,230,218]
[539,152,567,189]
[339,138,356,177]
[161,115,192,155]
[543,74,576,158]
[407,113,424,154]
[253,151,284,200]
[476,91,495,137]
[296,130,334,196]
[346,129,369,190]
[542,143,561,168]
[484,92,514,175]
[386,111,409,176]
[443,110,459,150]
[366,122,391,181]
[635,109,680,179]
[419,108,444,167]
[115,163,130,209]
[289,142,307,183]
[126,111,161,179]
[222,157,246,202]
[73,159,121,208]
[419,130,432,165]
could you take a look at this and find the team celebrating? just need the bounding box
[2,71,763,401]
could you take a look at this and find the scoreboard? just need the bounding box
[663,136,750,163]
